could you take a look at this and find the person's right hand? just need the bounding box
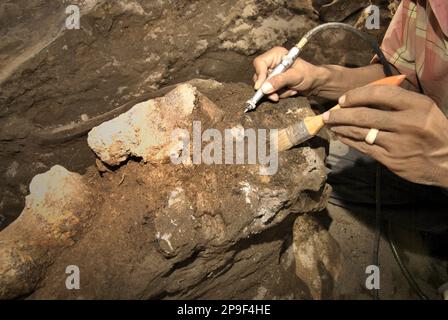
[253,46,323,101]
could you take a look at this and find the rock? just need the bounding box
[88,84,197,166]
[218,13,317,55]
[312,0,370,22]
[12,165,92,239]
[0,81,331,299]
[286,0,316,15]
[154,187,197,258]
[0,0,395,230]
[293,213,342,300]
[0,165,94,299]
[0,0,400,300]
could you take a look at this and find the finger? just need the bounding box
[268,54,284,70]
[330,125,392,148]
[337,136,388,164]
[253,54,283,90]
[261,69,304,95]
[268,93,279,102]
[253,73,258,84]
[323,107,396,131]
[338,85,419,111]
[253,58,269,90]
[279,90,298,99]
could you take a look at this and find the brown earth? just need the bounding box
[0,81,332,299]
[0,0,396,229]
[5,0,435,302]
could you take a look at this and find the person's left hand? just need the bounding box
[322,85,448,187]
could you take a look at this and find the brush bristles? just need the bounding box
[277,121,312,152]
[277,129,294,152]
[275,77,407,152]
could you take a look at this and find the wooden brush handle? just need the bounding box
[302,75,406,136]
[303,104,340,136]
[282,75,407,150]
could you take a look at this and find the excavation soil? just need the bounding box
[26,81,328,299]
[0,0,394,229]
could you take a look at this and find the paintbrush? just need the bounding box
[277,75,406,151]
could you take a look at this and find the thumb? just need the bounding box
[261,69,304,94]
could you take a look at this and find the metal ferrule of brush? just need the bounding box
[245,46,301,113]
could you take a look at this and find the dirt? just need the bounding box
[0,81,330,299]
[0,1,395,229]
[327,202,448,300]
[2,0,417,301]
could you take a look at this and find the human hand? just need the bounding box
[253,47,325,101]
[323,86,448,187]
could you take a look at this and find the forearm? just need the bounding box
[311,63,386,101]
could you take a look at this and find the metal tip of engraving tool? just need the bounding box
[244,101,256,113]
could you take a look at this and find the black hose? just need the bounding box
[298,22,393,77]
[373,164,382,300]
[386,222,430,300]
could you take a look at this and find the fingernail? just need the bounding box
[269,94,279,102]
[322,111,330,122]
[261,82,274,94]
[254,82,261,90]
[338,95,346,106]
[291,90,298,96]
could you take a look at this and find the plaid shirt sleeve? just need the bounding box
[373,0,448,116]
[373,1,419,89]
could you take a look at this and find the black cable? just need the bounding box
[373,163,382,300]
[299,22,393,77]
[386,222,429,300]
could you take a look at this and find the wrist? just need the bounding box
[309,65,332,97]
[310,64,356,100]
